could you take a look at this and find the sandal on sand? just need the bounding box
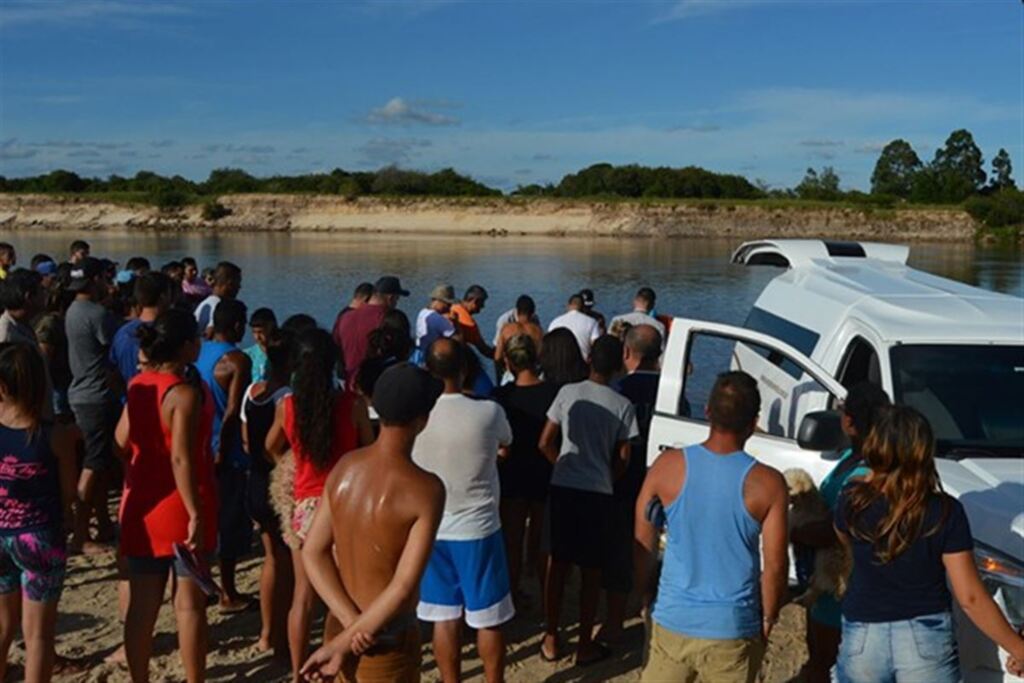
[575,642,613,668]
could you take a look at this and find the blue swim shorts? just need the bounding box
[417,529,515,629]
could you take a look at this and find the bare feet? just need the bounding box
[218,594,252,614]
[103,645,127,664]
[540,634,560,662]
[256,635,272,653]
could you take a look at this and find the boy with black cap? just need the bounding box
[300,363,444,683]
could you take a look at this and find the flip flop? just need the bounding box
[575,642,613,668]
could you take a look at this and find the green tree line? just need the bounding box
[0,128,1018,229]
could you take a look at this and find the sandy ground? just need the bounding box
[4,548,810,683]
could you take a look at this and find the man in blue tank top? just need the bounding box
[634,371,789,683]
[196,299,253,614]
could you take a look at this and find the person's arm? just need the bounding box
[493,326,507,369]
[759,467,789,640]
[538,420,561,465]
[165,383,204,550]
[241,392,252,456]
[301,488,361,628]
[266,399,289,462]
[633,454,668,611]
[51,423,79,533]
[945,551,1024,664]
[113,403,130,462]
[214,352,251,464]
[612,440,630,480]
[351,396,374,447]
[301,480,445,677]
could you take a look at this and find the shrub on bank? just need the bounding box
[201,200,232,221]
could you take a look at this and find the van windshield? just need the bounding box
[890,345,1024,458]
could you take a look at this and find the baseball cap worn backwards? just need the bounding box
[430,283,456,304]
[372,363,442,424]
[66,257,104,292]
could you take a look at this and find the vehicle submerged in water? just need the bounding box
[648,239,1024,682]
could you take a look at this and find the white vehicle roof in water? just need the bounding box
[733,239,1024,345]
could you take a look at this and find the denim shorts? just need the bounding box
[837,611,961,683]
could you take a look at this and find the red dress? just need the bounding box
[119,370,219,558]
[283,391,360,501]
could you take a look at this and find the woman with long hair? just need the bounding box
[115,309,218,683]
[835,405,1024,682]
[539,327,588,389]
[0,343,76,683]
[266,327,373,682]
[792,382,890,682]
[493,334,558,603]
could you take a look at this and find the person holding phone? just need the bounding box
[115,309,218,683]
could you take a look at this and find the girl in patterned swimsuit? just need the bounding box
[0,342,77,683]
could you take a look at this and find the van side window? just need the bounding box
[742,307,821,380]
[838,337,881,388]
[681,331,833,439]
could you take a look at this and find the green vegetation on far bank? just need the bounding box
[1,128,1018,238]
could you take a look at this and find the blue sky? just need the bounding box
[1,0,1021,191]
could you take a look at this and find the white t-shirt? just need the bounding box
[194,294,221,331]
[412,393,513,541]
[609,310,666,343]
[547,309,602,359]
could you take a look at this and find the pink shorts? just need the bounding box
[291,497,320,544]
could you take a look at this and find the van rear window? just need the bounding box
[743,307,821,360]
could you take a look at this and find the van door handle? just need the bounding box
[659,443,683,452]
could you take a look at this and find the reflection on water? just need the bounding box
[6,231,1022,336]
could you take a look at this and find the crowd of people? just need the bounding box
[0,238,1022,683]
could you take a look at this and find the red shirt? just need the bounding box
[336,303,387,381]
[282,392,360,500]
[119,370,219,558]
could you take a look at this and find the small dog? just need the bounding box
[784,468,851,608]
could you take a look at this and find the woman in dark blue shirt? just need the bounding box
[835,405,1024,682]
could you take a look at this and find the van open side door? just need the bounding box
[649,317,848,484]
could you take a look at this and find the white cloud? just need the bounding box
[0,0,189,27]
[367,98,459,126]
[655,0,775,23]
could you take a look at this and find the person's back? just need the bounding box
[412,393,511,540]
[635,371,788,683]
[298,363,443,683]
[66,296,116,405]
[548,379,637,495]
[338,303,387,380]
[656,443,762,636]
[548,305,600,360]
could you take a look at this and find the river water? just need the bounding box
[6,231,1022,338]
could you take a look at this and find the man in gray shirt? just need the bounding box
[65,257,119,552]
[539,335,638,666]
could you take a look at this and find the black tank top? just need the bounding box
[0,423,59,534]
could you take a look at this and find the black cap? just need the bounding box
[66,257,105,292]
[372,363,442,424]
[375,276,409,297]
[579,288,596,307]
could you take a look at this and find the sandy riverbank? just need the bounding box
[0,194,978,241]
[5,550,810,683]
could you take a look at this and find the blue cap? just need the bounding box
[34,261,57,276]
[115,270,135,285]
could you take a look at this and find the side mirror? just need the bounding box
[797,410,847,452]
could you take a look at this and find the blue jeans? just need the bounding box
[837,612,961,683]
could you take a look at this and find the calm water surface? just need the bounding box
[6,231,1022,339]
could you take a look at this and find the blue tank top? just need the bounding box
[196,340,246,469]
[653,444,762,639]
[0,424,60,535]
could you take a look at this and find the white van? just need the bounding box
[648,239,1024,682]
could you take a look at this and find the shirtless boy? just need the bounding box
[494,295,543,375]
[300,363,445,683]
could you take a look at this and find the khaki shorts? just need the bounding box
[641,621,765,683]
